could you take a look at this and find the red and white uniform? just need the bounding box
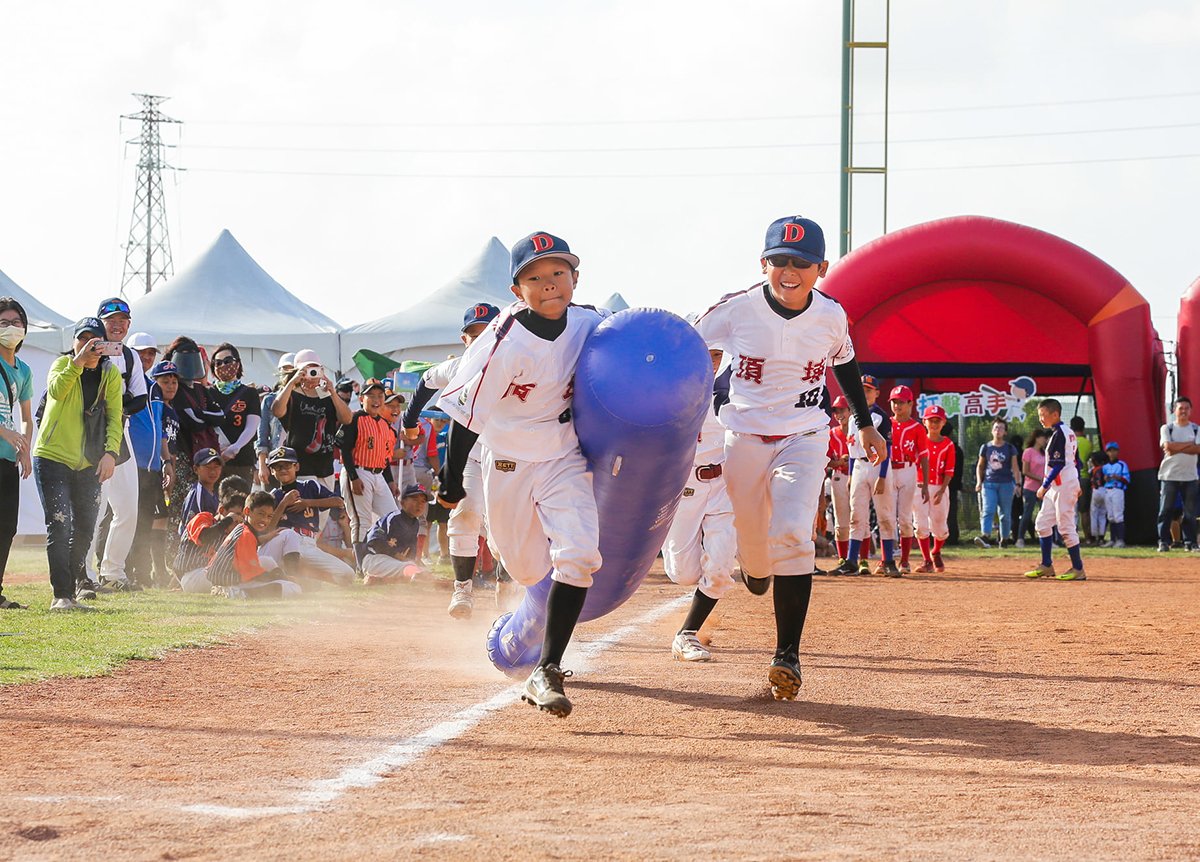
[662,398,737,600]
[695,285,855,577]
[438,302,607,589]
[916,436,956,541]
[848,412,895,541]
[890,418,928,539]
[423,356,489,558]
[826,425,851,542]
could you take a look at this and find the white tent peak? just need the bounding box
[0,267,72,330]
[601,292,630,312]
[130,229,342,343]
[340,236,515,368]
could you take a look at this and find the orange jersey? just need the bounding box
[891,419,929,468]
[827,426,850,475]
[920,436,956,486]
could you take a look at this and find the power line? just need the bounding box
[186,89,1200,130]
[184,151,1200,181]
[180,120,1200,157]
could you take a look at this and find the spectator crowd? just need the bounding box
[0,292,1197,613]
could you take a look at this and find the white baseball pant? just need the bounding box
[180,530,308,593]
[88,453,140,583]
[914,484,950,541]
[662,474,737,600]
[1097,486,1125,524]
[828,472,851,542]
[890,464,918,539]
[481,447,601,589]
[344,469,398,544]
[1090,487,1109,538]
[1035,478,1081,546]
[294,532,355,585]
[361,553,419,581]
[849,459,896,540]
[448,456,486,558]
[723,428,829,578]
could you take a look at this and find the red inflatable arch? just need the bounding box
[822,215,1166,541]
[1177,276,1200,402]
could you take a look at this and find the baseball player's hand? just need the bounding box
[858,425,886,465]
[920,484,930,503]
[873,477,886,496]
[280,489,301,509]
[934,487,946,504]
[403,426,420,442]
[350,478,364,496]
[1036,486,1047,500]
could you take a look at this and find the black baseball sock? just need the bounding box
[679,590,718,634]
[452,555,475,583]
[541,580,588,668]
[772,574,813,658]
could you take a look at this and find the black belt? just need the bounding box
[696,464,723,482]
[360,466,387,474]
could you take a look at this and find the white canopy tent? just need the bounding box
[1,267,72,536]
[129,230,342,385]
[340,237,515,372]
[600,292,630,312]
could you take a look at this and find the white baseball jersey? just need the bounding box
[694,285,854,436]
[847,412,886,460]
[695,399,726,467]
[437,302,607,462]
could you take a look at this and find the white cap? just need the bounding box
[277,351,297,370]
[126,332,158,351]
[293,348,322,368]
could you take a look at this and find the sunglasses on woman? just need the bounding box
[765,255,815,270]
[212,356,239,367]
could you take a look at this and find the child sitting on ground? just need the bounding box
[360,484,432,586]
[204,490,306,599]
[176,484,248,593]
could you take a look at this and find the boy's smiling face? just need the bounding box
[245,503,274,533]
[762,256,829,310]
[511,257,578,319]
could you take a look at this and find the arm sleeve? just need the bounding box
[831,358,873,431]
[878,443,891,478]
[437,420,480,504]
[403,379,440,429]
[339,417,360,481]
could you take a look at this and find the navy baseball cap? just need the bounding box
[149,360,180,378]
[462,303,500,332]
[510,232,580,281]
[762,215,826,264]
[1105,441,1120,450]
[360,377,386,394]
[73,316,106,340]
[193,447,222,467]
[267,446,299,465]
[861,374,880,390]
[97,297,131,319]
[401,483,433,501]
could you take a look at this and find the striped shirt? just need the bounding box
[206,524,268,587]
[172,512,237,575]
[338,411,397,479]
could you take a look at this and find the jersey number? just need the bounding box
[794,388,821,408]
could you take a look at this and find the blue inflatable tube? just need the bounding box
[486,308,712,676]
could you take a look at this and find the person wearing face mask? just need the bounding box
[206,342,262,488]
[0,297,34,609]
[32,317,124,610]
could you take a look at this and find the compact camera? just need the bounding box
[304,366,321,378]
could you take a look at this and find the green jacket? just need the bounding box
[32,355,124,471]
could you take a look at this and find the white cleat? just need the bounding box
[671,630,712,662]
[448,580,474,619]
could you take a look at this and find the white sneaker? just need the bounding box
[1015,539,1026,548]
[671,631,712,662]
[211,585,247,600]
[448,580,474,619]
[50,598,95,612]
[1114,540,1126,548]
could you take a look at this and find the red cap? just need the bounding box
[889,384,914,402]
[922,405,948,420]
[831,395,849,409]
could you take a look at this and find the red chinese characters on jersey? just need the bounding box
[562,380,574,401]
[503,382,537,402]
[801,358,826,384]
[735,355,766,385]
[891,419,929,466]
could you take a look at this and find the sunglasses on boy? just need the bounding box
[764,255,815,270]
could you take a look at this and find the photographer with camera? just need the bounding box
[271,349,352,491]
[32,318,124,610]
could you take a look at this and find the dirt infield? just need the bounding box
[3,555,1199,861]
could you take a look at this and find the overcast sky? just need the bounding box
[1,0,1197,342]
